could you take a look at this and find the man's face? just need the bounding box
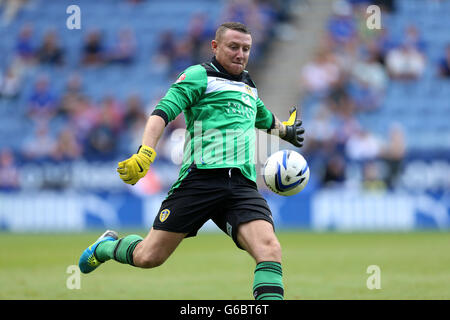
[212,29,252,76]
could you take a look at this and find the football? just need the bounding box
[263,150,310,196]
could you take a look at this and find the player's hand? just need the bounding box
[117,145,157,185]
[281,107,305,147]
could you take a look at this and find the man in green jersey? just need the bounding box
[79,22,304,300]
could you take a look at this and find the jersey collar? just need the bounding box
[210,56,243,81]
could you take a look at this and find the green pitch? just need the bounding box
[0,231,449,299]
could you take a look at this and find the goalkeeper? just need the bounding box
[79,22,304,300]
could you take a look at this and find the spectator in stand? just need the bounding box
[186,13,211,64]
[403,24,426,53]
[85,117,118,160]
[385,42,426,81]
[14,23,36,65]
[66,96,99,143]
[84,95,123,160]
[125,111,148,156]
[347,79,381,112]
[153,30,176,74]
[300,48,341,97]
[0,66,22,99]
[345,127,382,162]
[59,73,85,117]
[22,123,56,161]
[123,94,147,130]
[352,49,388,94]
[322,153,346,188]
[379,123,406,189]
[257,0,279,29]
[0,148,20,190]
[51,127,83,162]
[98,95,124,133]
[327,74,355,115]
[327,0,357,47]
[371,27,396,67]
[81,29,105,66]
[36,30,65,66]
[170,40,194,78]
[438,44,450,78]
[304,106,338,155]
[333,101,361,151]
[107,27,137,65]
[221,0,252,27]
[362,161,387,191]
[220,0,271,59]
[383,24,427,80]
[26,74,58,125]
[349,49,387,112]
[246,1,270,59]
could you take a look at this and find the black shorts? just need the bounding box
[153,165,274,249]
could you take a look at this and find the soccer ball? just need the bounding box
[263,150,310,196]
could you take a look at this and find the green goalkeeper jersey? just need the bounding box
[153,58,274,194]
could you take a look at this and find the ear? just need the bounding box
[211,39,218,53]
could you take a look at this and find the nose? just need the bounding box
[236,49,244,61]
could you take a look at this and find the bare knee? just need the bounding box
[246,236,282,264]
[237,220,282,263]
[258,237,282,263]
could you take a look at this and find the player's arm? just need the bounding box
[269,115,287,138]
[116,115,164,185]
[117,65,206,185]
[142,114,166,149]
[255,98,305,147]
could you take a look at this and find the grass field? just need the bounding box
[1,230,449,300]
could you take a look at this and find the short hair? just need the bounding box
[215,22,251,42]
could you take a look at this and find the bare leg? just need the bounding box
[132,228,187,268]
[236,220,282,263]
[236,219,284,300]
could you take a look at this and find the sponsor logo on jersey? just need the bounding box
[159,209,171,222]
[206,77,257,100]
[241,93,252,106]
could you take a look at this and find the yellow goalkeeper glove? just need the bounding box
[281,107,305,147]
[117,145,157,185]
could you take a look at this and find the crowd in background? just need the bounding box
[0,0,294,191]
[1,0,449,192]
[299,0,449,192]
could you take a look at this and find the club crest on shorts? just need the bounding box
[159,209,171,222]
[226,222,232,237]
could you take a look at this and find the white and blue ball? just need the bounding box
[263,150,310,196]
